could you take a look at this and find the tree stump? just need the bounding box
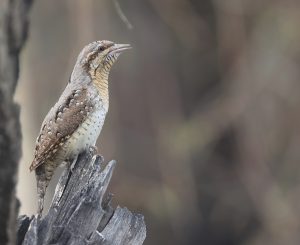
[17,151,146,245]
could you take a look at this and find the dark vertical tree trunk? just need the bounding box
[0,0,33,244]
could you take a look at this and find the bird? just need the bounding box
[29,40,131,215]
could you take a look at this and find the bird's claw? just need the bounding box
[67,155,78,173]
[89,145,98,155]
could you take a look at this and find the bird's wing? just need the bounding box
[29,88,95,171]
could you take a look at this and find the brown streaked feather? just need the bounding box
[30,88,95,171]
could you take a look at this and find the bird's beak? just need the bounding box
[108,43,131,56]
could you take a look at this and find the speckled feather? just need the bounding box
[31,40,130,215]
[30,87,98,171]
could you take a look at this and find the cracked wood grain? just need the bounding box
[17,151,146,245]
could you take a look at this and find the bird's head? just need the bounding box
[71,40,131,82]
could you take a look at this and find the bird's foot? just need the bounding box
[67,155,79,173]
[97,154,105,163]
[89,145,98,155]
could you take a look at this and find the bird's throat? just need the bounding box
[92,71,109,109]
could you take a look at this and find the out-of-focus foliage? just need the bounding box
[16,0,300,244]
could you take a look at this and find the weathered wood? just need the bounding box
[0,0,33,244]
[17,151,146,245]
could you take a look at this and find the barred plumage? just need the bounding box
[30,40,131,215]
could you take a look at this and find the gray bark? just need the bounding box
[0,0,33,244]
[0,1,146,243]
[17,151,147,245]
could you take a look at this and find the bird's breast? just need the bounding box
[60,106,107,160]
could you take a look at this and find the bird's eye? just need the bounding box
[99,46,105,51]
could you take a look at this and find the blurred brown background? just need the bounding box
[15,0,300,244]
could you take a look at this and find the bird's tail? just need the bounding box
[35,169,48,216]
